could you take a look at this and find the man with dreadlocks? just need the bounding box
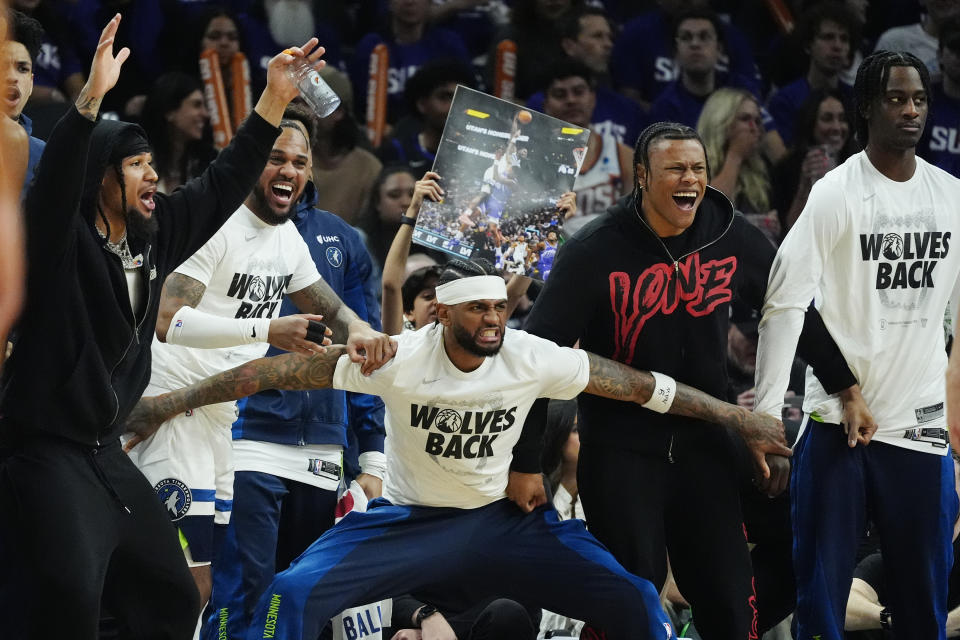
[0,15,348,639]
[756,50,960,639]
[516,120,859,639]
[122,256,796,640]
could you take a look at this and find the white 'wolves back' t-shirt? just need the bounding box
[756,152,960,454]
[150,204,321,391]
[334,324,590,508]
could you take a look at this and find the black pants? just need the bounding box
[578,442,756,640]
[0,435,200,639]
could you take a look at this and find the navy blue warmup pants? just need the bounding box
[204,470,339,640]
[244,498,673,640]
[791,419,957,640]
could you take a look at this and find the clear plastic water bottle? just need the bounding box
[286,56,341,117]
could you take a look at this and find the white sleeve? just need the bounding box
[165,305,271,348]
[332,351,400,395]
[173,229,227,286]
[755,179,847,418]
[529,336,591,400]
[286,231,323,294]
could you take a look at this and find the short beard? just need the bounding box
[250,185,295,225]
[451,322,502,357]
[125,207,159,240]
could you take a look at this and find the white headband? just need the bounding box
[435,275,507,306]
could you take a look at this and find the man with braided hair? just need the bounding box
[517,121,860,639]
[0,17,391,639]
[125,257,796,640]
[759,50,960,640]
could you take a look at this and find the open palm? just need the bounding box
[87,14,130,97]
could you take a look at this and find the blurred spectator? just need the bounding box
[646,8,762,130]
[4,9,44,199]
[179,6,265,123]
[766,2,858,148]
[377,58,476,172]
[240,1,344,77]
[699,87,778,242]
[838,0,871,86]
[311,67,383,225]
[540,60,633,217]
[363,164,418,267]
[611,0,759,110]
[525,6,643,144]
[139,72,216,194]
[349,0,470,126]
[874,0,960,80]
[772,88,859,235]
[389,594,539,640]
[918,17,960,177]
[428,0,509,62]
[491,0,581,102]
[12,0,84,104]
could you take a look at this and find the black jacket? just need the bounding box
[516,189,854,465]
[1,107,280,447]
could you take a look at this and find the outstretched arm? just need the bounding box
[584,352,791,477]
[124,347,348,450]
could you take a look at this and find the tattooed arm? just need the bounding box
[584,352,792,477]
[156,273,206,341]
[289,279,397,375]
[75,15,129,121]
[125,347,348,450]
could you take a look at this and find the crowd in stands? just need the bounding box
[6,0,960,638]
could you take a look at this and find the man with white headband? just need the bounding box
[123,258,792,640]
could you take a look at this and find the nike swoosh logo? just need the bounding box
[423,378,441,384]
[245,232,258,241]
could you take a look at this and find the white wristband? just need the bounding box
[166,305,272,348]
[359,451,387,480]
[642,371,676,413]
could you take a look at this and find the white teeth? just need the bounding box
[674,192,697,197]
[273,184,293,193]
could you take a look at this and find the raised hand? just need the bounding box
[265,39,326,105]
[76,14,130,119]
[407,171,444,220]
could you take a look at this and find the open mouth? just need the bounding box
[139,187,157,212]
[270,182,294,205]
[478,327,501,344]
[672,191,698,211]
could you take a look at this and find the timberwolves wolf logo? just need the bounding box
[435,409,462,433]
[325,246,343,268]
[882,233,903,260]
[155,478,192,521]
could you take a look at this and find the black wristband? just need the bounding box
[880,607,893,630]
[399,215,418,227]
[305,320,328,344]
[414,604,437,627]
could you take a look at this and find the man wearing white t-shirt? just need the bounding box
[755,51,960,640]
[128,107,394,609]
[126,258,792,640]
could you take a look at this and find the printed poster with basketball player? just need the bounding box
[411,86,590,281]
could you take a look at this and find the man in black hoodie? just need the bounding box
[513,121,859,639]
[0,15,386,640]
